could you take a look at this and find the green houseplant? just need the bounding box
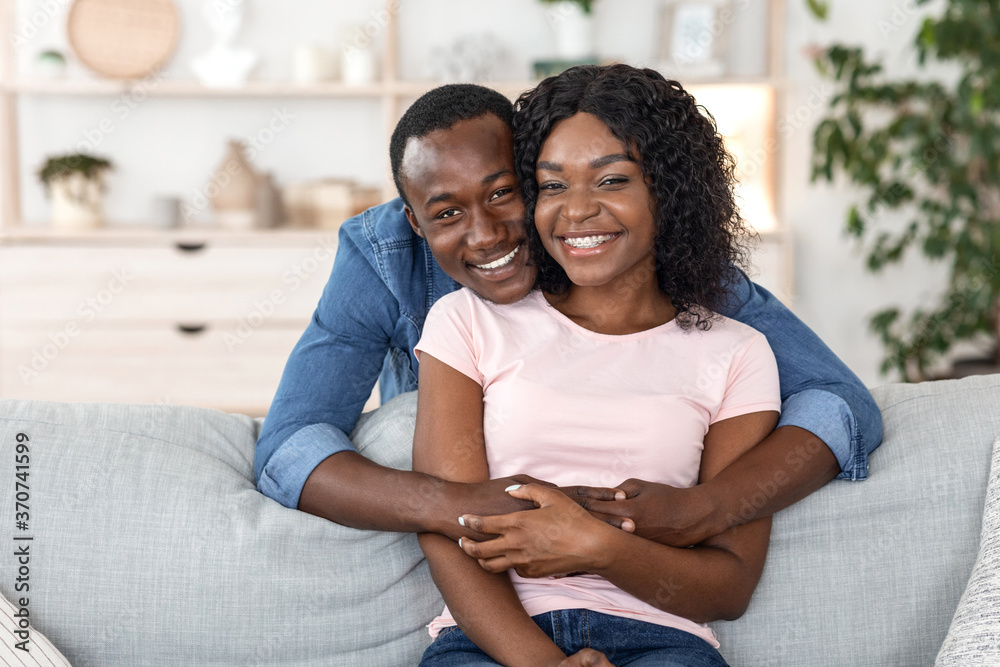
[538,0,594,14]
[38,153,113,230]
[808,0,1000,381]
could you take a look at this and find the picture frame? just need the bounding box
[658,0,733,79]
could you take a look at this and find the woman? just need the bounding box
[412,64,780,667]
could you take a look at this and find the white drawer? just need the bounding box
[0,240,337,324]
[0,321,305,416]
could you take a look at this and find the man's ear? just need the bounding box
[404,205,424,238]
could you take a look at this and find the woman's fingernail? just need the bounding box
[458,538,463,549]
[615,491,626,501]
[458,516,466,527]
[505,484,521,492]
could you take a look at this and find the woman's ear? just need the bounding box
[404,206,425,238]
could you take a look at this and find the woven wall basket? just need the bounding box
[67,0,181,80]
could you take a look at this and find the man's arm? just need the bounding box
[255,218,401,510]
[724,270,884,481]
[662,272,882,542]
[560,270,883,548]
[299,451,550,538]
[596,425,838,547]
[254,215,589,538]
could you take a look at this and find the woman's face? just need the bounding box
[533,112,658,292]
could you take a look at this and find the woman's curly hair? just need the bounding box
[513,64,754,330]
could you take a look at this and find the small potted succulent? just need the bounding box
[34,49,67,79]
[38,153,113,230]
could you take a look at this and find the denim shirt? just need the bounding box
[255,199,884,509]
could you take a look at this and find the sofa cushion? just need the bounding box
[713,374,1000,666]
[4,374,1000,666]
[0,394,440,667]
[935,436,1000,665]
[0,590,72,666]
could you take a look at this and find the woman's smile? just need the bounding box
[560,232,621,251]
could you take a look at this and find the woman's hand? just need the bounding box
[442,476,626,542]
[559,649,616,666]
[458,483,615,578]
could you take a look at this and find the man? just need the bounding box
[254,83,882,558]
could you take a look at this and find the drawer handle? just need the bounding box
[177,323,208,335]
[175,242,207,253]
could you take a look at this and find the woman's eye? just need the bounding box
[600,176,628,186]
[538,182,564,192]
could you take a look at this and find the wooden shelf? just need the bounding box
[0,224,343,246]
[0,222,783,250]
[0,78,544,101]
[1,76,783,99]
[2,79,388,97]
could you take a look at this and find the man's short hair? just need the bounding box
[389,84,514,206]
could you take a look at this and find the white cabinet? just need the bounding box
[0,235,337,415]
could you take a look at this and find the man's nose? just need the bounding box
[467,209,509,249]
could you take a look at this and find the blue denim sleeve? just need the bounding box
[254,221,399,508]
[720,269,884,480]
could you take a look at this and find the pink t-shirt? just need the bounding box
[415,288,780,648]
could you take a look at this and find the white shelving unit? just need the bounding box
[0,0,792,413]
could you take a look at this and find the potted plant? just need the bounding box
[807,0,1000,381]
[38,154,113,231]
[538,0,597,60]
[34,49,67,79]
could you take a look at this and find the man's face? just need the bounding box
[401,114,536,305]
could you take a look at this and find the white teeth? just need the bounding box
[474,245,519,270]
[563,234,615,249]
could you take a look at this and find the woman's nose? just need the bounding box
[561,187,600,224]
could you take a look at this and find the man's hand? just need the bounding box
[458,484,615,578]
[558,649,615,666]
[439,475,548,542]
[557,484,634,533]
[574,478,717,547]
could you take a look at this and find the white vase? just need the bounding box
[50,173,105,230]
[191,0,258,88]
[293,46,332,84]
[341,46,376,85]
[548,1,595,60]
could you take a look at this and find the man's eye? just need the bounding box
[437,208,460,220]
[489,188,512,202]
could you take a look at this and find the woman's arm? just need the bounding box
[591,408,778,621]
[460,409,779,623]
[413,353,569,666]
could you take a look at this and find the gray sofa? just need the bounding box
[1,374,999,666]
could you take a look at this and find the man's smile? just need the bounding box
[472,244,521,270]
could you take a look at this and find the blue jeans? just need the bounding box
[419,609,729,666]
